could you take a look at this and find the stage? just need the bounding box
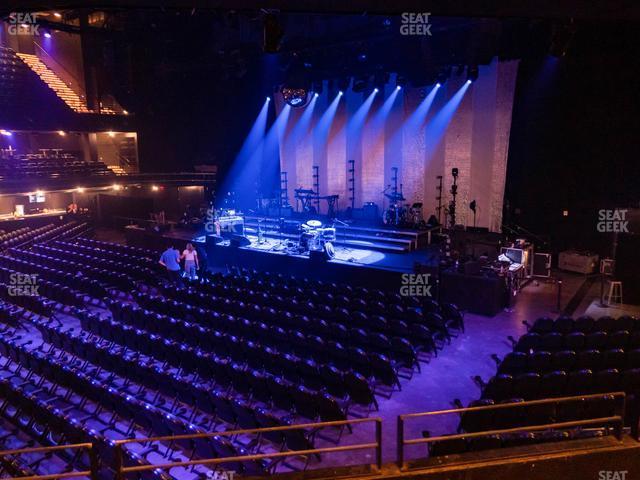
[123,224,440,290]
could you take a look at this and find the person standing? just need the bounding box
[181,242,199,280]
[159,244,182,284]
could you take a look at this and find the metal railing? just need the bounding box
[113,417,382,479]
[397,391,627,471]
[0,443,98,480]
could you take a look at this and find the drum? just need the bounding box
[319,227,336,242]
[299,232,315,251]
[324,241,335,259]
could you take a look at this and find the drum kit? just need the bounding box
[297,219,336,258]
[383,192,424,227]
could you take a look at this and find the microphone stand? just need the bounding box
[333,218,351,253]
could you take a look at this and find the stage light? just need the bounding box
[436,83,441,88]
[151,185,160,191]
[53,12,62,18]
[338,91,343,96]
[396,86,401,90]
[466,79,472,84]
[123,110,128,115]
[281,87,309,107]
[112,184,122,191]
[36,190,44,196]
[373,88,379,93]
[314,92,319,98]
[57,130,66,136]
[44,32,52,38]
[0,130,12,136]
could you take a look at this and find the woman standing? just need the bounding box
[181,243,199,280]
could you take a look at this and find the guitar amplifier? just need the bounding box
[532,253,552,277]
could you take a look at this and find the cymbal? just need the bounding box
[306,220,322,228]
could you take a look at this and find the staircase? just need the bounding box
[16,53,90,113]
[108,165,126,175]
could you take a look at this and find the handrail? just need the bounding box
[0,442,98,480]
[32,41,84,94]
[113,417,382,480]
[397,391,626,471]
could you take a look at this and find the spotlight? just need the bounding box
[338,91,343,96]
[0,129,12,136]
[396,86,401,90]
[466,79,472,84]
[373,88,379,93]
[314,92,319,98]
[436,83,441,88]
[266,96,271,102]
[44,32,52,39]
[281,87,309,107]
[123,110,128,115]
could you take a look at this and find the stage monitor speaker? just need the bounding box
[533,253,552,277]
[230,234,251,247]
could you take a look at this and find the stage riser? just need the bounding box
[244,216,432,253]
[243,227,411,253]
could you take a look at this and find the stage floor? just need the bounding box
[193,233,439,274]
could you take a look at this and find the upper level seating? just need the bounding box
[0,46,71,118]
[0,151,114,180]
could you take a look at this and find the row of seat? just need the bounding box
[79,310,380,414]
[30,244,156,285]
[53,240,158,271]
[36,318,345,450]
[524,315,640,335]
[496,348,640,376]
[512,329,640,353]
[0,266,85,308]
[0,256,108,299]
[126,294,436,365]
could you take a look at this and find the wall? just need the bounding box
[276,58,519,232]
